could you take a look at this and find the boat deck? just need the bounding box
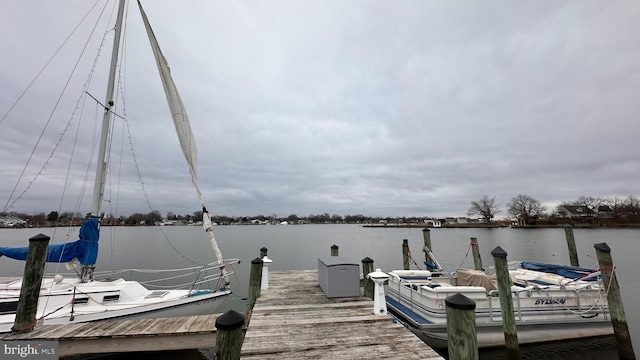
[240,270,443,359]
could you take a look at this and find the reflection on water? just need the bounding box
[478,336,618,360]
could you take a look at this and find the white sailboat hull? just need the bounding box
[0,277,230,334]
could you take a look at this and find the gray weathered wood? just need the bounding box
[246,257,264,315]
[564,225,579,266]
[422,228,433,266]
[402,239,410,270]
[361,257,374,299]
[241,270,444,359]
[594,243,635,360]
[4,314,221,357]
[491,246,520,360]
[446,293,478,360]
[470,237,483,271]
[215,310,245,360]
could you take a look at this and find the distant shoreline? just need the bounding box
[361,224,640,229]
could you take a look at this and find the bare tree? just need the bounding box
[467,195,500,222]
[507,194,546,226]
[563,196,602,209]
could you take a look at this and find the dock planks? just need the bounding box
[241,270,443,359]
[4,313,220,357]
[3,270,444,359]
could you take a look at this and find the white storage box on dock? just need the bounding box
[317,256,360,298]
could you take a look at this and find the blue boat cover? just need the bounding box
[521,261,598,281]
[0,216,100,265]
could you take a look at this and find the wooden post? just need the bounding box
[491,246,520,360]
[564,225,579,266]
[330,244,339,256]
[471,237,483,271]
[422,228,432,266]
[12,233,50,333]
[445,293,479,360]
[215,309,245,360]
[402,239,410,270]
[246,258,263,315]
[361,257,374,299]
[594,243,635,360]
[260,247,268,258]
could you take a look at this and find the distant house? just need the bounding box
[557,205,595,219]
[595,205,614,218]
[425,219,442,227]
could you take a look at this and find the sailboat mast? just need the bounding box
[91,0,127,216]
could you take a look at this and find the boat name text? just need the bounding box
[534,298,566,305]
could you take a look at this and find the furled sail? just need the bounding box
[0,216,100,265]
[137,1,229,284]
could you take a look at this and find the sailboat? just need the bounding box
[0,0,238,333]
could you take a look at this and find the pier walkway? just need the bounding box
[3,270,443,359]
[240,269,443,359]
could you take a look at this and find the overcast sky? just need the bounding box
[1,0,639,219]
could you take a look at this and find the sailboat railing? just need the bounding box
[43,258,239,287]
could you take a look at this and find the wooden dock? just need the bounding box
[241,270,443,359]
[4,313,220,357]
[4,270,443,359]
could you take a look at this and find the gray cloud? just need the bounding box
[1,0,639,219]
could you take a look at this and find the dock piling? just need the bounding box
[445,293,479,360]
[215,310,245,360]
[564,225,579,267]
[422,228,433,266]
[12,233,50,334]
[470,237,482,271]
[594,243,635,360]
[361,257,374,299]
[330,244,339,256]
[491,246,520,360]
[260,247,268,258]
[246,258,263,315]
[402,239,410,270]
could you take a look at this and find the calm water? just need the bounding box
[1,225,638,359]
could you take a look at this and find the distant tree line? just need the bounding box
[468,194,640,226]
[3,193,639,228]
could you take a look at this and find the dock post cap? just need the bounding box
[361,257,374,264]
[490,246,508,258]
[563,223,573,228]
[594,243,611,253]
[215,309,245,330]
[261,256,273,264]
[29,233,51,242]
[422,228,430,232]
[331,244,338,249]
[251,257,264,265]
[260,247,268,251]
[445,293,476,310]
[367,269,389,280]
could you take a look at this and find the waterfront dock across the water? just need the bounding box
[3,270,443,359]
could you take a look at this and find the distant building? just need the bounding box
[595,205,614,218]
[557,205,595,219]
[424,219,442,227]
